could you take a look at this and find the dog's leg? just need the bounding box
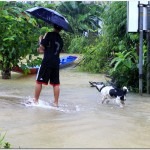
[115,98,124,108]
[119,104,124,108]
[101,96,106,104]
[113,99,115,104]
[106,100,110,104]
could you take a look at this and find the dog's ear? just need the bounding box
[109,89,117,97]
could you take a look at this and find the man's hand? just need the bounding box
[37,45,44,53]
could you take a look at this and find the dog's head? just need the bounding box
[123,86,128,94]
[115,86,129,106]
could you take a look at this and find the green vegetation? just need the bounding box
[0,1,39,78]
[77,2,148,92]
[56,1,103,35]
[0,1,149,92]
[0,132,11,148]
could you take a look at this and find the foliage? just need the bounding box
[68,36,88,53]
[56,1,103,35]
[109,39,148,92]
[79,36,110,73]
[102,2,126,38]
[60,31,74,53]
[78,1,149,92]
[56,2,105,52]
[0,1,40,77]
[107,28,148,92]
[0,1,148,92]
[101,2,141,91]
[0,132,11,148]
[0,1,106,78]
[39,26,51,35]
[109,48,139,90]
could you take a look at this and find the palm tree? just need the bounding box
[56,1,103,35]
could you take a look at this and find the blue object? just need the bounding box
[29,55,77,70]
[59,56,77,68]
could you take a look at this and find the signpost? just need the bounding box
[147,2,150,94]
[127,1,150,94]
[139,3,144,95]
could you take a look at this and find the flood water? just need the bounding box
[0,66,150,149]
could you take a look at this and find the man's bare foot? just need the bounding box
[50,102,58,107]
[33,98,39,105]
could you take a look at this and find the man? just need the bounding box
[33,24,63,107]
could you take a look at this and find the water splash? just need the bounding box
[23,96,84,113]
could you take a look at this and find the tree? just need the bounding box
[99,2,148,92]
[56,1,103,35]
[78,2,147,92]
[0,1,39,79]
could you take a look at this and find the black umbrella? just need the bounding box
[26,7,73,33]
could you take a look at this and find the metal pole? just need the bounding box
[147,32,150,94]
[147,2,150,94]
[138,3,144,95]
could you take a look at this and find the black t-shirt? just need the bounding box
[40,32,63,68]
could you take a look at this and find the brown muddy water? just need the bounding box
[0,65,150,149]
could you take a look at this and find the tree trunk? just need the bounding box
[1,69,11,79]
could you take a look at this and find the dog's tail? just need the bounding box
[89,81,96,87]
[89,81,104,87]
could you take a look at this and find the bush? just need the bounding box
[109,46,147,92]
[68,36,88,53]
[79,37,110,73]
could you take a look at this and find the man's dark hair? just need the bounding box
[54,24,62,31]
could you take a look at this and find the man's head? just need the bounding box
[53,24,63,32]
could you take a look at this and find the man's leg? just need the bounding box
[34,83,42,103]
[53,85,60,107]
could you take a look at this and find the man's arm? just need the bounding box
[37,33,49,53]
[37,35,45,53]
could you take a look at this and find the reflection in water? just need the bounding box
[0,68,150,148]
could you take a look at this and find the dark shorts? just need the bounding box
[36,65,60,86]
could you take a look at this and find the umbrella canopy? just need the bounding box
[26,7,73,33]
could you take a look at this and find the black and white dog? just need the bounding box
[89,81,128,108]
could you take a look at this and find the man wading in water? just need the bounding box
[33,24,63,107]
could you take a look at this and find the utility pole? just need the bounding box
[138,3,144,95]
[146,2,150,94]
